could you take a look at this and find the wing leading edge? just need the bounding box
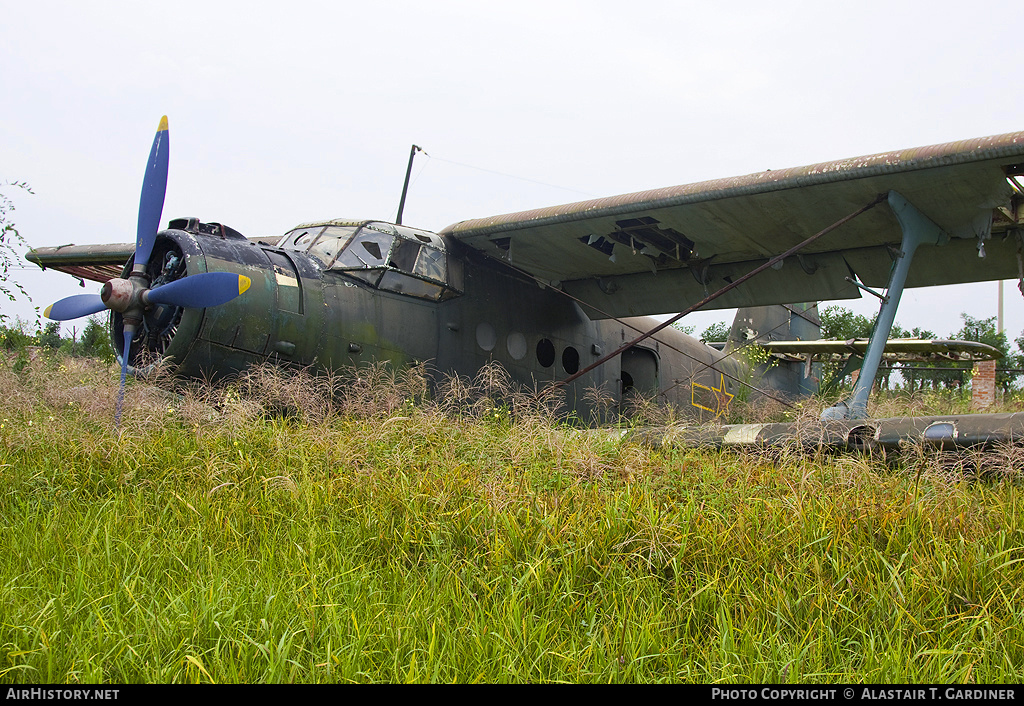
[759,339,1003,363]
[442,131,1024,319]
[25,243,136,283]
[26,235,284,283]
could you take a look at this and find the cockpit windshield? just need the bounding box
[280,225,358,266]
[279,220,462,300]
[334,227,393,269]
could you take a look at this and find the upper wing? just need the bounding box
[25,243,135,283]
[26,235,283,283]
[760,339,1003,363]
[442,131,1024,318]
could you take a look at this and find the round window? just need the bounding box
[507,331,527,360]
[536,338,555,367]
[562,346,580,374]
[476,323,497,351]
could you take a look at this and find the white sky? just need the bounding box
[2,0,1022,345]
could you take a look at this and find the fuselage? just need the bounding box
[118,218,749,420]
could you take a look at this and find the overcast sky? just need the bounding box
[2,0,1022,343]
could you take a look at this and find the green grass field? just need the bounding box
[2,353,1023,683]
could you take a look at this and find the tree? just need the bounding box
[38,321,62,349]
[819,306,875,340]
[1009,332,1024,391]
[896,314,1006,392]
[79,315,114,362]
[700,321,730,343]
[896,325,936,391]
[953,313,1012,392]
[819,306,880,389]
[0,319,36,352]
[0,181,34,324]
[817,306,929,391]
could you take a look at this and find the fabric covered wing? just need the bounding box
[760,339,1002,362]
[25,243,136,283]
[442,131,1024,319]
[26,236,283,283]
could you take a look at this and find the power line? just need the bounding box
[427,155,597,198]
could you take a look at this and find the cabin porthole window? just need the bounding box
[507,332,527,360]
[562,346,580,375]
[476,323,497,352]
[536,338,555,368]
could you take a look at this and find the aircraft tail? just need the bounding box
[725,303,821,397]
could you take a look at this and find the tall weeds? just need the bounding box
[1,352,1023,682]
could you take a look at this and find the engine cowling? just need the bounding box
[110,221,315,381]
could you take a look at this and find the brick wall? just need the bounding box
[972,359,996,410]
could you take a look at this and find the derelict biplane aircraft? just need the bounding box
[26,117,1024,449]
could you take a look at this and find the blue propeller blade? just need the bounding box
[43,294,107,321]
[146,272,252,309]
[134,116,170,271]
[114,326,134,429]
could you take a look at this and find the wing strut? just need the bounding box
[823,191,950,420]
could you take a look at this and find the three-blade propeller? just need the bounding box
[43,116,251,426]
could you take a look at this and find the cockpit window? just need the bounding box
[284,226,324,251]
[388,238,419,272]
[283,221,461,301]
[379,271,444,299]
[334,228,395,269]
[280,225,357,267]
[414,247,446,281]
[308,225,357,266]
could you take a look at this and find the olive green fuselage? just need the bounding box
[123,223,750,420]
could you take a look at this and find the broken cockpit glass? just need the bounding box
[280,224,359,266]
[334,226,394,269]
[279,221,462,301]
[309,226,357,265]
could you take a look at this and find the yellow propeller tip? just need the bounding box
[43,305,53,319]
[158,115,168,132]
[239,275,251,295]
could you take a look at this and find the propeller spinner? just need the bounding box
[44,116,251,425]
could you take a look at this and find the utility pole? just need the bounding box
[998,279,1004,334]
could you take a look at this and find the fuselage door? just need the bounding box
[621,345,659,398]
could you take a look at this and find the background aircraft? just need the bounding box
[26,119,1020,433]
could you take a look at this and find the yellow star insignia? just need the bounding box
[691,373,734,418]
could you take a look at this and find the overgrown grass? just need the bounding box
[726,384,1024,426]
[1,352,1023,683]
